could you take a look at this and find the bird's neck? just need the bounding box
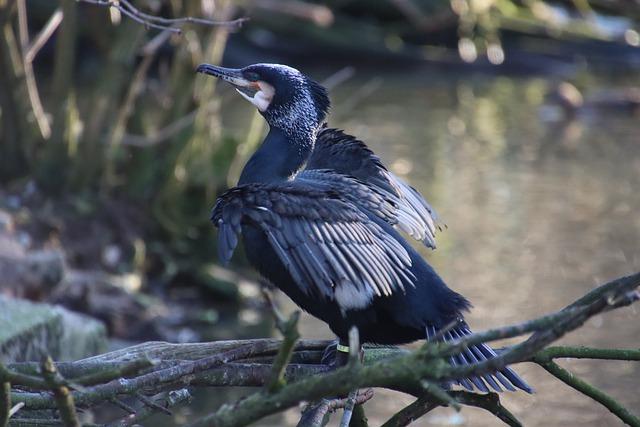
[238,126,314,185]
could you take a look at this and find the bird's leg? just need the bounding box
[321,338,363,368]
[335,338,351,367]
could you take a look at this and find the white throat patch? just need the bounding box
[237,81,275,112]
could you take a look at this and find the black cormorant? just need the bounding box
[197,63,532,393]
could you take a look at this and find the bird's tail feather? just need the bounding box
[426,324,533,394]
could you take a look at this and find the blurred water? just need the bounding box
[321,71,640,426]
[201,70,640,426]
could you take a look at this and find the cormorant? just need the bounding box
[197,63,532,393]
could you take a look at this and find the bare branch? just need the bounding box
[533,346,640,362]
[25,8,62,63]
[266,311,301,393]
[105,389,191,427]
[7,403,23,419]
[0,362,48,389]
[78,0,248,33]
[250,0,333,27]
[135,391,172,416]
[298,390,374,427]
[109,397,137,414]
[453,392,522,427]
[380,395,439,427]
[536,360,640,426]
[40,356,80,427]
[0,381,9,427]
[71,359,155,386]
[338,390,358,427]
[17,0,51,139]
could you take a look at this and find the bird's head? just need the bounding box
[197,63,330,139]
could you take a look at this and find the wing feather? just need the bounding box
[211,183,414,308]
[307,127,442,249]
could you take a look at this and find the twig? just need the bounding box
[453,391,522,427]
[567,277,640,309]
[40,357,80,427]
[109,398,136,414]
[265,292,301,392]
[121,109,197,146]
[6,418,63,426]
[1,381,9,427]
[71,359,155,386]
[388,0,429,29]
[25,8,62,63]
[320,66,355,91]
[79,0,248,33]
[339,327,363,427]
[533,346,640,362]
[298,390,374,427]
[438,306,585,358]
[349,403,369,427]
[0,363,48,389]
[336,78,383,117]
[297,400,332,427]
[48,0,77,164]
[382,390,522,427]
[339,390,358,427]
[104,33,159,183]
[105,389,191,427]
[17,0,51,139]
[440,272,640,361]
[419,380,459,410]
[537,360,640,426]
[380,395,439,427]
[250,0,333,27]
[445,274,640,384]
[135,392,172,416]
[7,403,23,419]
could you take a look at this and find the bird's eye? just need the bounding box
[244,71,260,82]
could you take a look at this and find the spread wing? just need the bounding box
[308,127,442,249]
[211,182,415,308]
[296,169,398,226]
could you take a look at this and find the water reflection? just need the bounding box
[225,70,640,426]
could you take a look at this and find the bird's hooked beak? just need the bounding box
[196,63,259,99]
[198,63,277,113]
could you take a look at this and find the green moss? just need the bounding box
[0,297,107,363]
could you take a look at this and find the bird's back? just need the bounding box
[308,127,441,248]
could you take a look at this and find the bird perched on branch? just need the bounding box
[197,62,531,393]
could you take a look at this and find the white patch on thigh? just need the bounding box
[334,284,374,311]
